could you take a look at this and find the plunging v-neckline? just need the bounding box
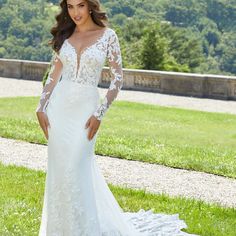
[66,27,109,78]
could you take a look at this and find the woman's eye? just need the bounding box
[67,4,84,9]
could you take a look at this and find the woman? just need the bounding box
[36,0,198,235]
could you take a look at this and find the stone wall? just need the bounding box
[1,58,236,100]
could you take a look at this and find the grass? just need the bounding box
[0,162,235,236]
[0,96,236,178]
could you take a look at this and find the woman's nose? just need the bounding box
[73,6,80,16]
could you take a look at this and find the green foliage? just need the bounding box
[0,0,56,61]
[140,24,166,70]
[0,0,236,75]
[92,0,236,75]
[216,32,236,74]
[165,0,207,27]
[198,18,221,48]
[207,0,236,32]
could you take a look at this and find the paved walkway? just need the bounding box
[1,77,236,115]
[1,137,236,209]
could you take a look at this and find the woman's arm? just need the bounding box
[93,29,123,121]
[36,51,63,113]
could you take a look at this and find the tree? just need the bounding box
[161,25,205,71]
[216,32,236,74]
[140,24,166,70]
[207,0,236,32]
[165,0,207,27]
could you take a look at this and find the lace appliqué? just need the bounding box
[36,52,63,113]
[36,28,123,121]
[93,30,123,121]
[59,29,109,87]
[47,167,98,236]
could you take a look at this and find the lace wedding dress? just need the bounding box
[36,27,198,236]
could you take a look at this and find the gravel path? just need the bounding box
[1,77,236,115]
[1,77,236,209]
[0,137,236,209]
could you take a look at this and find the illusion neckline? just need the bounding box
[74,26,109,34]
[65,27,110,78]
[65,27,109,54]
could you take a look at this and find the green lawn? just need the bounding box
[0,96,236,178]
[0,162,235,236]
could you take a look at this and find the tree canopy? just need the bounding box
[0,0,235,75]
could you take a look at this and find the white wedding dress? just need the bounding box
[36,27,198,236]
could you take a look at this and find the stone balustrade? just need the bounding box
[1,58,236,100]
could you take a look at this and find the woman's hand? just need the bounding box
[36,111,50,140]
[85,115,101,141]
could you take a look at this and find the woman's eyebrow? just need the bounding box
[67,1,86,6]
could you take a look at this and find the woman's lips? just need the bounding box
[74,16,82,21]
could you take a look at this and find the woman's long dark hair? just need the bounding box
[49,0,108,53]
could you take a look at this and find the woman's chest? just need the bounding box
[58,31,109,68]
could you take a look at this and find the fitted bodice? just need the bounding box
[59,28,110,86]
[36,27,123,121]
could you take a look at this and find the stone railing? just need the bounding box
[1,58,236,100]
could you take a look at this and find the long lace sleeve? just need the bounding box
[93,30,123,121]
[36,52,63,113]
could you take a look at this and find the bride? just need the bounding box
[36,0,198,235]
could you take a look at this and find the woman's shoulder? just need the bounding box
[106,27,117,34]
[105,27,119,40]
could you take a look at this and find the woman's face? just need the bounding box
[66,0,91,26]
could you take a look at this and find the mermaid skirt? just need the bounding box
[38,79,198,236]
